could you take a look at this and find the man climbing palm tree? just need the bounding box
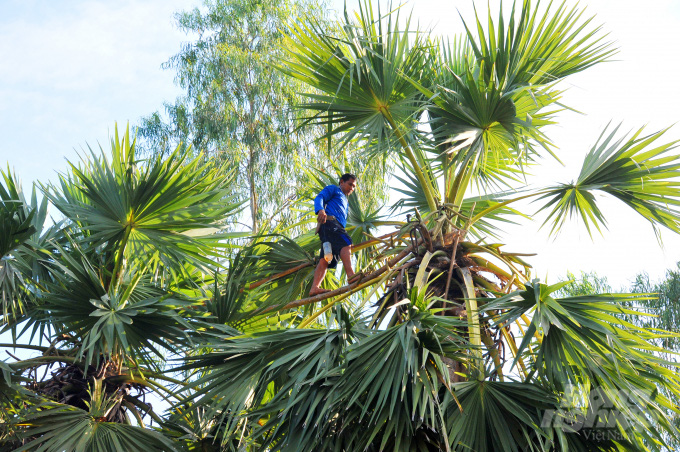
[309,173,357,296]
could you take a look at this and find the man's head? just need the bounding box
[339,173,357,196]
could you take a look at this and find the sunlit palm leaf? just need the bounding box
[281,1,429,149]
[464,0,616,90]
[416,0,614,206]
[462,193,527,240]
[43,124,242,275]
[282,1,441,211]
[391,151,441,212]
[538,125,680,237]
[393,163,523,239]
[160,405,230,452]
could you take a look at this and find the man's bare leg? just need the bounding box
[309,258,330,296]
[340,245,358,283]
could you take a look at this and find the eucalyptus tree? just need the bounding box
[168,1,680,451]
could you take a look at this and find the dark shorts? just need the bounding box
[318,218,352,269]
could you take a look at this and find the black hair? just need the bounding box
[340,173,357,182]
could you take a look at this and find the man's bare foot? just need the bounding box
[309,287,330,297]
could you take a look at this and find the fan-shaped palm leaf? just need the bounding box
[282,1,439,211]
[43,124,242,279]
[15,401,178,452]
[179,327,348,445]
[464,0,616,90]
[39,237,193,369]
[311,313,466,451]
[538,124,680,237]
[0,169,58,327]
[0,169,35,322]
[483,280,680,448]
[0,169,36,260]
[413,1,612,210]
[445,380,556,452]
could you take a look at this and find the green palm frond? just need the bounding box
[281,1,429,148]
[282,0,441,211]
[205,246,262,326]
[415,57,532,208]
[179,328,347,444]
[180,307,468,452]
[160,405,227,452]
[0,360,32,445]
[43,124,243,276]
[464,0,616,90]
[411,0,615,206]
[461,193,528,240]
[205,233,318,328]
[435,35,473,87]
[391,150,442,212]
[538,124,680,237]
[0,168,36,259]
[445,380,556,452]
[255,232,316,269]
[483,280,680,448]
[40,238,192,369]
[0,169,45,327]
[14,401,179,452]
[392,164,525,240]
[312,314,466,451]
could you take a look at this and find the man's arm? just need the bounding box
[314,186,333,223]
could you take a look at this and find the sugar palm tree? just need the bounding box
[0,125,244,451]
[171,1,680,451]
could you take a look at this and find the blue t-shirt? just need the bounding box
[314,185,349,227]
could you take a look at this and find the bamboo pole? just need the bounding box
[246,261,313,290]
[254,244,415,315]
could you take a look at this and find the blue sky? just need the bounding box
[0,0,190,185]
[1,0,679,287]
